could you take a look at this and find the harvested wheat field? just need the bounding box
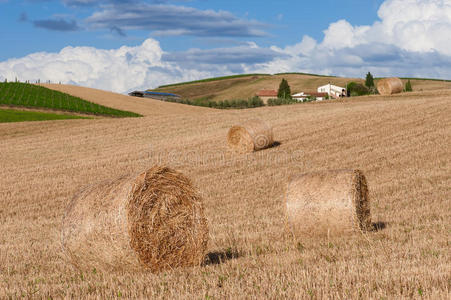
[0,87,450,299]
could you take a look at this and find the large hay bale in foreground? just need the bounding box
[377,77,403,95]
[227,119,274,153]
[61,166,209,272]
[285,169,372,236]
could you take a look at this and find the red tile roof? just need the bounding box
[257,89,278,97]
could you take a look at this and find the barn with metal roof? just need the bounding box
[128,90,181,101]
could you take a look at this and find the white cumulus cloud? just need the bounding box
[0,39,213,93]
[249,0,451,78]
[318,0,451,55]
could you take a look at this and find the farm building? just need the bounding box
[317,83,347,99]
[256,89,278,103]
[308,92,329,101]
[292,91,329,101]
[128,91,181,101]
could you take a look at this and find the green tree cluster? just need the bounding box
[347,82,369,97]
[165,96,264,109]
[267,97,297,106]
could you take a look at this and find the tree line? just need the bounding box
[164,96,265,109]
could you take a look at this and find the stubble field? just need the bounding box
[0,87,450,299]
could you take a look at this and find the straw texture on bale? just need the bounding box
[285,169,372,236]
[377,77,404,95]
[61,166,209,272]
[227,119,274,153]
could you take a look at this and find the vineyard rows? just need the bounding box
[0,82,141,117]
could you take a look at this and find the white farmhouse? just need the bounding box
[318,83,347,99]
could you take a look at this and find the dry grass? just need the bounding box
[0,86,450,299]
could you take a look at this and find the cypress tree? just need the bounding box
[405,79,413,92]
[277,78,292,99]
[365,72,374,88]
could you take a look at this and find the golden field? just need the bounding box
[0,85,450,299]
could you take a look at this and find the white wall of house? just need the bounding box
[292,92,327,102]
[292,92,307,102]
[318,84,346,98]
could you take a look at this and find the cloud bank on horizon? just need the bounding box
[1,0,451,93]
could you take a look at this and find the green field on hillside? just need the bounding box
[0,82,141,117]
[0,108,89,123]
[399,77,451,82]
[275,72,337,78]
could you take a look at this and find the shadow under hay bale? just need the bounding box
[372,221,387,232]
[272,141,282,148]
[227,119,274,153]
[204,248,241,265]
[61,166,209,273]
[377,77,403,95]
[285,169,372,237]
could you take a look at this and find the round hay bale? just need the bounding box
[227,119,274,153]
[61,166,209,272]
[285,169,372,237]
[377,77,403,95]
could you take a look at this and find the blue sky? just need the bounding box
[1,0,451,93]
[1,0,385,60]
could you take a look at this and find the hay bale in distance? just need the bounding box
[227,119,274,153]
[377,77,404,95]
[285,169,372,237]
[61,166,209,272]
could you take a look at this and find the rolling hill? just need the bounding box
[43,83,211,116]
[0,83,449,298]
[153,73,451,101]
